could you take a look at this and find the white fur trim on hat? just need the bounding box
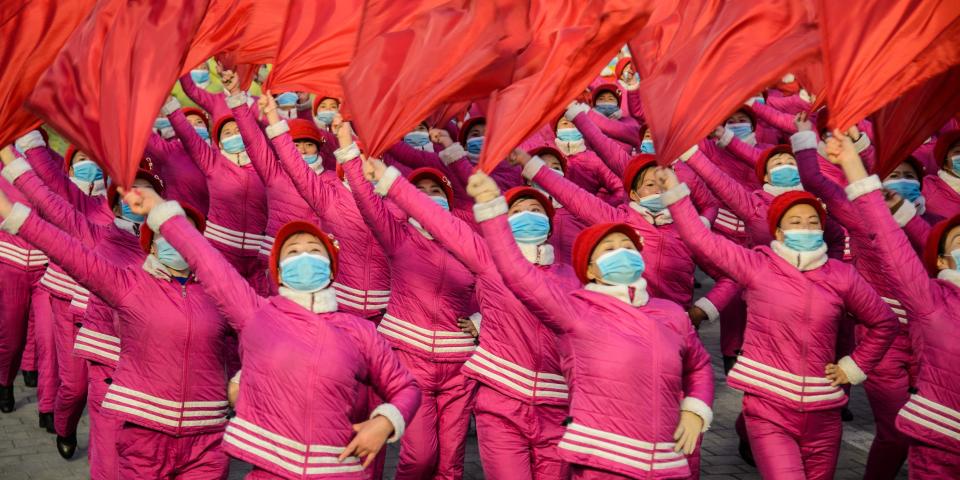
[473,195,508,222]
[15,130,46,152]
[717,128,735,148]
[844,175,881,201]
[790,130,818,152]
[837,355,867,385]
[0,203,31,235]
[681,396,714,432]
[225,91,248,109]
[160,97,182,117]
[374,166,401,197]
[521,155,546,181]
[1,157,32,184]
[370,403,406,443]
[892,200,917,227]
[564,101,591,122]
[334,142,361,164]
[146,200,186,233]
[661,183,690,207]
[693,297,720,323]
[439,143,467,166]
[265,119,290,139]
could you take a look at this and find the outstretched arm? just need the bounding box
[572,112,632,176]
[179,73,226,117]
[340,143,406,254]
[16,132,104,214]
[519,154,624,226]
[164,98,220,175]
[232,92,281,185]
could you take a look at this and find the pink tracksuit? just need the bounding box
[178,73,232,122]
[381,167,581,479]
[848,181,960,477]
[477,197,715,479]
[167,107,268,280]
[343,153,478,479]
[664,184,898,480]
[153,208,421,479]
[144,133,211,215]
[270,120,392,319]
[2,206,233,478]
[923,171,960,220]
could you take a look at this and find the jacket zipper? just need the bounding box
[799,283,811,413]
[178,280,192,434]
[433,251,446,354]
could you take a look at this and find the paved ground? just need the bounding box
[1,277,909,478]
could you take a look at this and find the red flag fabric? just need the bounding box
[427,100,470,130]
[355,0,463,50]
[342,0,524,158]
[182,0,288,73]
[0,0,96,147]
[638,0,818,165]
[870,65,960,178]
[265,0,363,100]
[478,0,654,173]
[817,0,960,131]
[216,53,259,91]
[27,0,208,188]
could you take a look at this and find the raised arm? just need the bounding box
[230,93,281,185]
[572,113,632,176]
[340,144,407,253]
[521,156,623,226]
[791,130,864,235]
[748,101,798,134]
[179,74,226,117]
[585,110,641,146]
[16,132,104,215]
[626,89,645,122]
[722,134,765,169]
[684,148,764,227]
[765,94,811,115]
[145,132,179,158]
[162,98,220,174]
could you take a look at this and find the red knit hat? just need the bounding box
[766,191,826,236]
[934,130,960,168]
[408,167,454,202]
[63,145,80,172]
[181,107,209,128]
[269,221,340,286]
[139,203,206,254]
[622,154,657,192]
[571,223,644,284]
[755,144,794,183]
[614,57,633,82]
[212,116,236,148]
[728,106,757,128]
[591,83,622,106]
[288,119,324,146]
[923,214,960,276]
[108,169,165,209]
[897,156,926,180]
[312,95,342,116]
[504,186,555,220]
[459,117,486,145]
[527,145,568,175]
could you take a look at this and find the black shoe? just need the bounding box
[22,370,38,388]
[57,433,78,459]
[0,385,13,413]
[841,406,854,422]
[39,412,55,433]
[739,438,756,467]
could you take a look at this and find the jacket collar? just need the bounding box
[554,138,586,156]
[221,150,251,167]
[584,277,650,307]
[278,286,339,313]
[517,242,555,266]
[938,169,960,194]
[629,201,673,225]
[762,183,804,197]
[938,268,960,288]
[114,217,141,236]
[770,240,828,271]
[142,254,171,280]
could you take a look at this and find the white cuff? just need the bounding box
[782,73,796,83]
[226,91,248,109]
[1,157,32,183]
[0,203,32,234]
[853,132,871,153]
[265,120,289,139]
[438,143,467,166]
[146,200,185,233]
[837,355,867,385]
[564,101,590,121]
[680,397,714,432]
[844,174,881,201]
[717,128,734,148]
[374,166,402,197]
[892,200,917,227]
[790,130,818,152]
[699,216,712,228]
[469,312,482,333]
[661,183,690,206]
[521,155,546,180]
[229,370,241,384]
[473,196,508,222]
[370,403,406,443]
[618,80,639,92]
[678,145,699,162]
[160,97,182,117]
[693,297,720,322]
[335,143,361,164]
[15,130,46,152]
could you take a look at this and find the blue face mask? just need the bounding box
[556,128,583,142]
[194,126,210,141]
[640,139,655,154]
[883,178,922,202]
[280,253,332,292]
[220,134,246,154]
[951,249,960,271]
[636,194,664,213]
[155,237,189,271]
[190,69,210,85]
[403,131,431,148]
[275,92,299,108]
[596,248,646,285]
[72,160,103,183]
[430,195,450,211]
[508,211,551,245]
[727,122,753,140]
[951,155,960,174]
[782,229,825,252]
[466,136,484,155]
[768,164,801,187]
[120,201,145,223]
[154,117,172,131]
[315,110,336,125]
[303,153,320,165]
[594,103,619,117]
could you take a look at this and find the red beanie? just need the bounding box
[181,107,209,128]
[934,130,960,168]
[923,214,960,276]
[269,221,339,286]
[591,83,622,106]
[458,117,486,145]
[728,107,757,128]
[756,144,794,183]
[572,223,643,284]
[766,191,826,236]
[312,95,342,116]
[63,145,80,172]
[109,169,165,209]
[139,203,206,254]
[212,116,236,148]
[409,167,454,203]
[288,119,323,146]
[527,146,568,175]
[614,57,633,82]
[504,186,555,220]
[622,154,657,192]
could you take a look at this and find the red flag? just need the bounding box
[342,0,524,158]
[638,0,818,165]
[355,0,463,49]
[0,0,96,147]
[870,65,960,178]
[27,0,209,188]
[182,0,288,73]
[817,0,960,130]
[216,53,259,91]
[427,100,470,130]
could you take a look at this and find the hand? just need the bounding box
[221,70,239,94]
[824,129,857,166]
[297,92,310,105]
[362,157,386,182]
[687,306,707,330]
[882,189,905,213]
[120,186,164,217]
[334,117,353,148]
[0,144,15,166]
[338,416,394,468]
[673,411,703,455]
[466,171,500,203]
[507,148,531,167]
[794,111,813,132]
[847,124,861,142]
[710,125,725,139]
[428,128,453,148]
[457,317,479,338]
[825,363,850,387]
[653,166,678,191]
[259,90,281,125]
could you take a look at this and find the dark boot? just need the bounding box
[738,438,756,467]
[39,412,55,433]
[57,432,78,459]
[22,370,38,388]
[723,356,738,375]
[841,406,854,422]
[0,385,13,413]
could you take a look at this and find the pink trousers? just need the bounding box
[31,288,58,414]
[394,350,476,480]
[718,295,747,358]
[569,464,638,479]
[907,439,960,479]
[87,362,120,480]
[473,385,568,479]
[20,300,36,372]
[861,331,911,480]
[116,422,229,479]
[742,394,841,480]
[0,265,41,387]
[50,297,87,436]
